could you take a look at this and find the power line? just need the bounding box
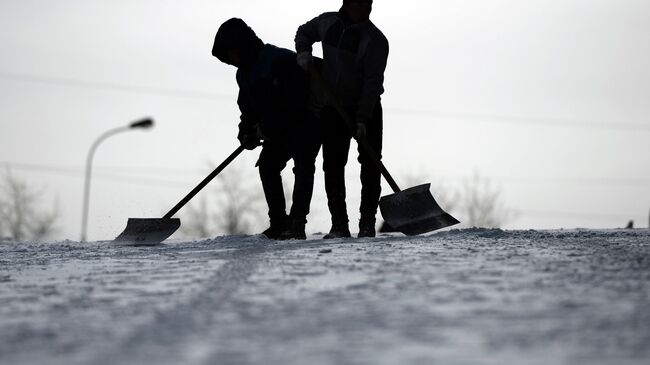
[387,107,650,132]
[91,173,190,189]
[94,165,207,175]
[1,161,192,189]
[2,70,649,132]
[1,161,208,176]
[3,160,650,188]
[0,70,232,101]
[436,175,650,188]
[518,209,634,220]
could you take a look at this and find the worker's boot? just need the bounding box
[323,221,351,239]
[358,216,376,238]
[262,215,288,240]
[278,216,307,240]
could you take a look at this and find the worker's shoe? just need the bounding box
[279,229,307,240]
[278,218,307,240]
[323,223,351,239]
[262,225,285,240]
[261,216,289,240]
[358,217,376,238]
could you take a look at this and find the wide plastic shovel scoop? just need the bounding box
[380,183,459,236]
[113,146,245,246]
[371,163,459,236]
[310,68,459,235]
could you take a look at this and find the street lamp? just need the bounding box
[80,117,154,242]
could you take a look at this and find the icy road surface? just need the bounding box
[1,229,649,365]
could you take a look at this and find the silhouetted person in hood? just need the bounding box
[213,18,321,240]
[295,0,388,238]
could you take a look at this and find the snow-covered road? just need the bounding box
[1,229,649,365]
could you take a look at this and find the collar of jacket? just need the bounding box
[237,43,261,70]
[337,6,370,27]
[240,44,280,82]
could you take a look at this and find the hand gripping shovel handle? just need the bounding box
[310,68,402,193]
[163,145,246,219]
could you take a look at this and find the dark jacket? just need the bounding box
[235,44,308,140]
[212,18,308,140]
[295,9,389,125]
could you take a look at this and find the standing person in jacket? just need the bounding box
[212,18,321,240]
[295,0,388,238]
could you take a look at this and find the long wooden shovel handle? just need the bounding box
[163,145,246,219]
[310,68,402,193]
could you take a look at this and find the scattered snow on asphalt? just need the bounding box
[1,229,649,364]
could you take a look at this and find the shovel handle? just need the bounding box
[310,68,402,193]
[163,145,246,219]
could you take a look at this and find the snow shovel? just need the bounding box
[113,145,246,245]
[310,68,459,235]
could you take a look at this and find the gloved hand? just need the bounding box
[238,128,262,150]
[354,123,367,140]
[239,134,261,150]
[296,51,313,72]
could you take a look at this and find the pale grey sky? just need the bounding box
[1,0,649,240]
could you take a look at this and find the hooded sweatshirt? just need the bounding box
[295,7,389,125]
[213,18,308,140]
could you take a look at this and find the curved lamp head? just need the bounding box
[129,117,154,129]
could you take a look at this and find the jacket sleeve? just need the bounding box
[295,13,327,53]
[236,74,259,138]
[356,36,389,124]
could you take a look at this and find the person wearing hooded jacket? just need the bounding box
[212,18,321,240]
[295,0,388,238]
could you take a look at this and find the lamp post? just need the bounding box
[80,117,154,242]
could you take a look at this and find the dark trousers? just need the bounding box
[321,102,383,227]
[257,118,321,227]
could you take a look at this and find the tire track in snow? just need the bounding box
[88,244,268,365]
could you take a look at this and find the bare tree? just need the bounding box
[0,171,59,242]
[383,171,513,230]
[181,197,213,238]
[456,172,513,228]
[181,166,266,237]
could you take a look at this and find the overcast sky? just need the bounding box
[1,0,649,241]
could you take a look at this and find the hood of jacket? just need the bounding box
[212,18,264,68]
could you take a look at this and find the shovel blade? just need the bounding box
[113,218,180,246]
[379,183,459,236]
